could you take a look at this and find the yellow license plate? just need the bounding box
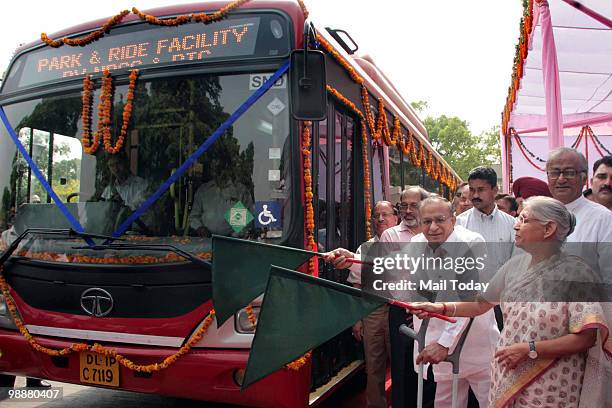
[79,352,119,387]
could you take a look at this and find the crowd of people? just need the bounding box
[325,149,612,408]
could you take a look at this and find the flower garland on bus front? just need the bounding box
[41,0,312,47]
[0,270,215,373]
[41,0,250,47]
[0,269,309,372]
[16,250,211,264]
[81,69,138,155]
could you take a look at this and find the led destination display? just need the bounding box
[11,16,266,90]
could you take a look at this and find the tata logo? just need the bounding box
[80,288,114,317]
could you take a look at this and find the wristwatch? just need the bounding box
[528,341,538,359]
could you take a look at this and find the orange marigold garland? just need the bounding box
[326,86,373,239]
[81,75,98,154]
[42,0,279,48]
[104,69,138,154]
[297,0,310,19]
[317,31,459,190]
[245,304,258,328]
[41,10,130,48]
[285,351,312,371]
[82,69,138,156]
[17,250,211,265]
[302,121,316,274]
[133,0,252,26]
[0,269,215,373]
[192,0,251,23]
[316,34,364,85]
[360,122,373,239]
[131,7,191,26]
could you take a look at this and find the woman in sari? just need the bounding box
[412,196,611,407]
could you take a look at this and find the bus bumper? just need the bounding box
[0,329,310,407]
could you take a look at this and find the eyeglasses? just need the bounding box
[399,202,419,210]
[373,212,395,221]
[421,216,450,227]
[516,214,547,225]
[546,169,584,180]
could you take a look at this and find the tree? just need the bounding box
[423,115,500,180]
[410,100,429,113]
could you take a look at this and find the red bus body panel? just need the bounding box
[0,329,310,407]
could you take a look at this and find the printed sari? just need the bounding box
[485,252,612,408]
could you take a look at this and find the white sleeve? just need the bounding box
[346,244,363,284]
[437,317,470,349]
[189,187,204,230]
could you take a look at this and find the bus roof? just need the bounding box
[15,0,306,57]
[316,29,460,181]
[11,0,459,181]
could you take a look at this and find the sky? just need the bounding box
[0,0,523,135]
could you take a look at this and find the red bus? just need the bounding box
[0,1,460,406]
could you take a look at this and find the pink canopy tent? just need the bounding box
[501,0,612,192]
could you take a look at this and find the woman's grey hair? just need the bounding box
[523,196,576,241]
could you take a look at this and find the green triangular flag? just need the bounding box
[242,265,386,389]
[212,235,314,326]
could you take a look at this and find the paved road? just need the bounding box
[2,375,365,407]
[2,377,234,408]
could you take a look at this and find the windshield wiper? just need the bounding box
[71,242,211,269]
[0,228,122,267]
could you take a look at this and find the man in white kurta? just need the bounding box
[546,148,612,283]
[403,197,499,408]
[546,147,612,407]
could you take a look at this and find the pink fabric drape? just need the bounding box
[516,112,612,135]
[539,0,564,149]
[501,129,509,192]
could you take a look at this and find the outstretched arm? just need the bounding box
[412,296,494,319]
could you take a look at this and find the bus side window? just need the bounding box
[371,143,384,203]
[389,143,402,205]
[315,119,328,252]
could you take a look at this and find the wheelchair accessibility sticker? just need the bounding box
[255,201,281,229]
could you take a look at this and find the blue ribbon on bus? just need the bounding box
[110,61,290,239]
[0,107,95,247]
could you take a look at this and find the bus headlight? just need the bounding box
[235,306,260,334]
[0,294,17,330]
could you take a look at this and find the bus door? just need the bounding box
[310,100,365,391]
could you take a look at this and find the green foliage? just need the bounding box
[410,100,429,113]
[53,178,80,202]
[423,115,500,179]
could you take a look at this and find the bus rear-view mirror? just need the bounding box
[289,50,327,121]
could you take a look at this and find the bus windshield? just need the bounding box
[0,71,292,263]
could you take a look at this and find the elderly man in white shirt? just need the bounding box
[404,197,499,408]
[326,200,399,408]
[546,147,612,407]
[545,148,612,281]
